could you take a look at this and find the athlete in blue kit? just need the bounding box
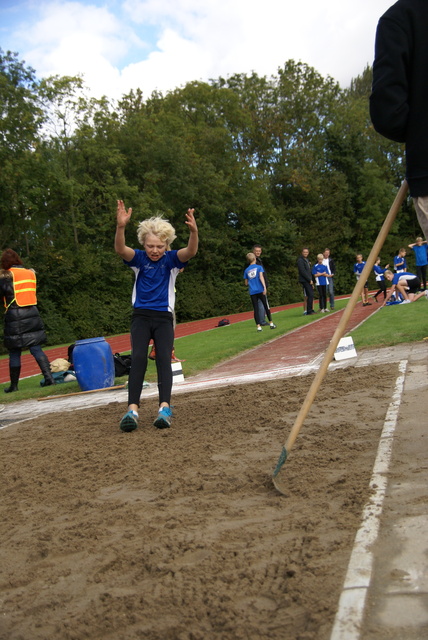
[115,201,198,432]
[383,270,427,306]
[373,257,389,302]
[244,252,276,332]
[353,254,372,306]
[312,253,331,313]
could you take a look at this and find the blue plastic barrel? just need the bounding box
[73,337,115,391]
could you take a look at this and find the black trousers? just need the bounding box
[300,280,314,312]
[317,285,327,310]
[374,280,387,299]
[128,310,174,407]
[250,293,272,325]
[416,264,427,289]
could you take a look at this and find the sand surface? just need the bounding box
[1,363,399,640]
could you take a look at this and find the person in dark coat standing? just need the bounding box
[0,249,55,392]
[370,0,428,239]
[297,248,315,315]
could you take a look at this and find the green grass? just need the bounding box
[350,297,428,348]
[1,295,426,404]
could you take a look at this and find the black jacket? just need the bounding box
[0,269,46,350]
[370,0,428,196]
[297,255,312,284]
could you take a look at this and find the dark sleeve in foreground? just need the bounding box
[370,14,410,143]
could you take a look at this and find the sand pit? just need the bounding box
[0,363,399,640]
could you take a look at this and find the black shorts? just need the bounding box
[401,277,420,294]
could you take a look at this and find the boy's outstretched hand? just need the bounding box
[117,200,132,227]
[185,208,197,233]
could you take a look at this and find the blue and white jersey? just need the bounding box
[312,263,329,286]
[373,265,386,281]
[244,263,264,295]
[393,255,407,272]
[392,271,418,285]
[124,249,187,312]
[354,261,366,279]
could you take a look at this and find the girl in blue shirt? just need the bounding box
[312,253,331,312]
[373,257,389,302]
[115,201,198,433]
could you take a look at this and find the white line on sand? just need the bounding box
[329,359,408,640]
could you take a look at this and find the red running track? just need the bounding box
[0,304,299,384]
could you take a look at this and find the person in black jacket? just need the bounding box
[0,249,54,392]
[297,248,315,315]
[370,0,428,239]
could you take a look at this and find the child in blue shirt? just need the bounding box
[373,257,389,302]
[115,200,198,433]
[244,253,276,332]
[408,237,428,291]
[353,253,372,306]
[393,248,407,273]
[312,253,331,312]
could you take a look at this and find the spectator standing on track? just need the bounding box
[373,257,390,302]
[353,253,372,307]
[408,237,428,290]
[252,244,270,326]
[312,253,330,313]
[0,249,55,393]
[322,248,336,310]
[115,201,198,433]
[370,0,428,241]
[243,252,276,332]
[297,248,315,315]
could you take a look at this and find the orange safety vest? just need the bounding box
[5,267,37,308]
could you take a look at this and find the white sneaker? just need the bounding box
[401,299,411,304]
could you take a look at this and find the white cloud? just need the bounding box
[4,0,395,100]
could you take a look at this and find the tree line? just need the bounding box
[0,49,415,351]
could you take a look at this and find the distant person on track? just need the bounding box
[373,257,390,303]
[323,248,336,310]
[370,0,428,241]
[353,254,372,307]
[244,252,277,332]
[297,248,315,315]
[252,244,270,326]
[408,237,428,291]
[0,248,55,393]
[312,254,331,313]
[115,201,198,433]
[382,270,427,306]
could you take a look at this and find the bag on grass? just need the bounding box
[114,352,132,377]
[217,318,230,327]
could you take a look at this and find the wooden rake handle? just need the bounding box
[273,180,409,490]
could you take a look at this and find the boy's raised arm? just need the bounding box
[115,200,135,261]
[177,208,198,262]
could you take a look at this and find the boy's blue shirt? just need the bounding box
[124,249,187,312]
[312,263,329,285]
[244,263,264,295]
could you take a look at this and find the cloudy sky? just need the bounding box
[1,0,394,100]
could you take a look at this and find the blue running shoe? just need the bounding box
[120,410,138,432]
[153,406,173,429]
